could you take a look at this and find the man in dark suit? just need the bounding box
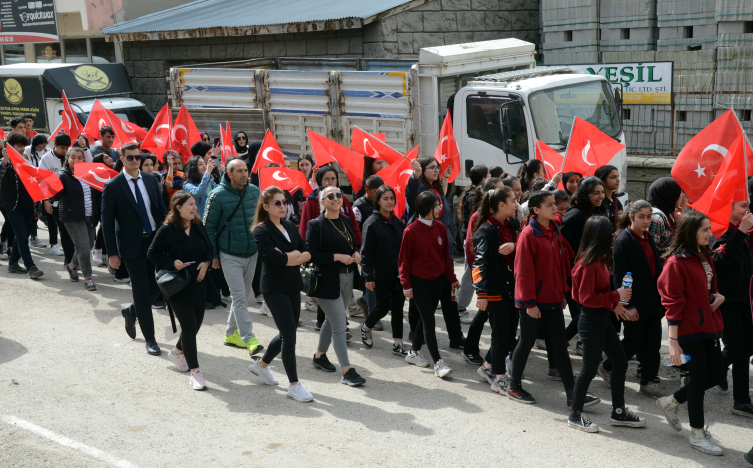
[102,143,168,355]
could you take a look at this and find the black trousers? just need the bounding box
[172,299,206,369]
[465,297,518,375]
[0,207,14,244]
[52,206,75,264]
[262,291,301,382]
[570,307,627,415]
[510,308,575,391]
[720,303,753,405]
[410,275,445,362]
[603,309,663,386]
[409,278,464,344]
[122,236,161,342]
[537,327,557,369]
[673,339,725,429]
[364,278,405,339]
[565,291,582,342]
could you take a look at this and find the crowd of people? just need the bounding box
[1,121,752,461]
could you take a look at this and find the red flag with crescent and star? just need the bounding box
[350,126,405,165]
[562,117,625,178]
[688,132,749,236]
[671,109,753,203]
[141,104,173,162]
[172,105,201,162]
[433,110,461,183]
[308,129,365,194]
[258,166,313,196]
[535,140,564,181]
[220,121,238,163]
[251,129,285,174]
[74,162,120,192]
[50,91,82,141]
[7,145,62,202]
[375,150,416,217]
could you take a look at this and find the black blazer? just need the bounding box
[612,228,663,315]
[101,172,167,260]
[306,214,358,300]
[254,220,307,295]
[711,226,753,305]
[49,166,101,224]
[360,211,404,283]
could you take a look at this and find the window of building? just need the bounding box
[744,21,753,34]
[676,111,687,122]
[63,39,88,63]
[564,31,573,42]
[622,108,631,120]
[2,44,25,65]
[91,38,116,63]
[741,109,752,122]
[35,43,61,62]
[683,26,693,39]
[621,28,630,40]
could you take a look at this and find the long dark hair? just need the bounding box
[183,156,203,185]
[474,186,514,231]
[252,186,284,231]
[416,156,443,192]
[415,191,439,218]
[517,160,543,192]
[63,147,86,170]
[594,165,619,185]
[571,176,606,216]
[471,177,501,215]
[519,177,548,204]
[576,216,613,267]
[527,190,555,219]
[298,154,315,179]
[363,156,380,182]
[617,199,651,234]
[373,185,396,212]
[457,164,488,222]
[164,191,200,229]
[663,209,713,262]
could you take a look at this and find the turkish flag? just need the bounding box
[251,129,285,173]
[74,162,119,192]
[433,110,461,183]
[106,109,147,145]
[141,104,173,162]
[258,166,313,197]
[376,156,414,218]
[0,126,8,140]
[220,121,238,163]
[688,133,749,236]
[562,117,625,177]
[81,100,112,143]
[536,140,565,181]
[308,129,365,193]
[7,145,62,202]
[50,91,81,141]
[671,109,753,202]
[350,126,404,165]
[172,105,202,162]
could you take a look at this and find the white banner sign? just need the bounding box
[569,62,673,105]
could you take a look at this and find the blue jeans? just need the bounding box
[7,208,35,269]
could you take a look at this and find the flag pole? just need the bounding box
[62,90,83,136]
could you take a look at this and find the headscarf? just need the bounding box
[648,177,682,217]
[234,131,250,156]
[308,165,338,199]
[562,172,583,196]
[191,141,212,158]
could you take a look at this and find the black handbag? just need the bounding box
[300,218,323,294]
[154,227,193,333]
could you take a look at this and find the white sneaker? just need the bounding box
[114,277,131,284]
[29,237,46,247]
[287,381,314,402]
[49,245,64,256]
[0,242,8,260]
[92,249,105,266]
[260,302,271,316]
[490,375,509,394]
[459,310,474,324]
[304,296,318,312]
[656,395,682,432]
[434,359,453,378]
[248,359,278,386]
[190,369,207,391]
[477,364,493,384]
[405,351,429,368]
[535,339,547,350]
[167,348,189,372]
[347,299,364,317]
[689,426,723,456]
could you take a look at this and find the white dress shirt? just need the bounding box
[122,170,157,232]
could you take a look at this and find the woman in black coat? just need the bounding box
[600,200,666,398]
[147,191,213,392]
[250,186,314,402]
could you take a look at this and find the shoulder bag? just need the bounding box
[300,219,322,295]
[154,227,192,332]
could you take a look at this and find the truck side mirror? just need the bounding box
[499,107,511,140]
[503,139,515,156]
[613,88,623,123]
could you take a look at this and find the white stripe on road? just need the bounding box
[2,415,140,468]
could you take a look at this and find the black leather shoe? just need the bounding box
[449,336,467,349]
[121,306,136,339]
[145,341,161,356]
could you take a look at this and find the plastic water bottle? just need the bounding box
[663,354,691,366]
[620,272,633,304]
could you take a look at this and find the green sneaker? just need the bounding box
[224,331,247,349]
[247,337,264,356]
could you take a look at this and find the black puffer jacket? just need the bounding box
[711,224,753,306]
[360,211,404,283]
[49,165,101,224]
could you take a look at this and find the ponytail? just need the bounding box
[517,160,544,193]
[471,177,501,215]
[474,186,514,231]
[526,190,555,222]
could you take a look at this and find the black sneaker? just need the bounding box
[315,321,323,331]
[392,343,409,357]
[462,351,483,365]
[506,384,536,404]
[610,407,646,427]
[732,403,753,419]
[567,392,601,408]
[152,301,165,310]
[312,353,336,372]
[28,266,44,279]
[372,320,384,331]
[8,263,27,274]
[718,376,729,392]
[746,446,753,465]
[360,323,373,348]
[568,412,599,433]
[65,263,79,282]
[457,307,467,313]
[341,368,366,387]
[574,341,583,356]
[635,366,660,382]
[449,336,466,349]
[546,368,561,381]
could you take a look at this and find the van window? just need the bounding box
[466,95,528,161]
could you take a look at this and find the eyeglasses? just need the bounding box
[427,165,440,171]
[324,192,344,201]
[433,204,441,210]
[125,155,140,161]
[270,200,290,208]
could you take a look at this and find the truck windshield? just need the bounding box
[529,81,621,149]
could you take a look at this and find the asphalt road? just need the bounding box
[1,225,752,467]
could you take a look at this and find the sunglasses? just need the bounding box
[324,192,344,201]
[202,137,210,142]
[125,155,140,161]
[237,136,247,141]
[270,200,290,208]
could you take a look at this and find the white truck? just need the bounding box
[0,63,154,134]
[167,38,626,191]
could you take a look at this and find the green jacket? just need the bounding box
[203,174,260,259]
